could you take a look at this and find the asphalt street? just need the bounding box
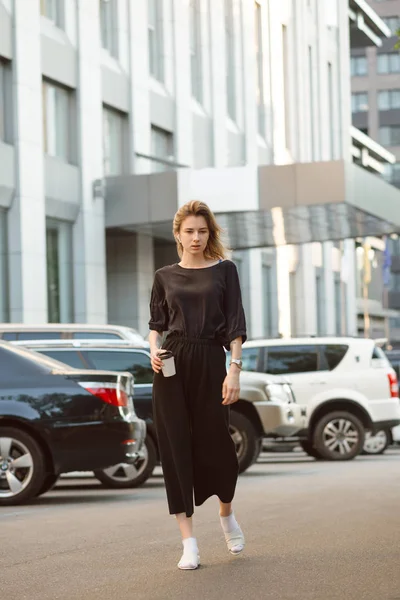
[1,450,400,600]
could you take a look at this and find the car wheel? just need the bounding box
[229,411,261,473]
[94,435,157,489]
[313,411,365,461]
[362,430,390,456]
[35,473,59,497]
[299,440,323,459]
[0,427,46,506]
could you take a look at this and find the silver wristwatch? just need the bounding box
[229,359,243,370]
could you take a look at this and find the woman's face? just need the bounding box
[179,215,210,256]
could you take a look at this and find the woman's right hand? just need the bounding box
[150,349,165,373]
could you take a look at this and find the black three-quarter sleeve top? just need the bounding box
[149,260,247,351]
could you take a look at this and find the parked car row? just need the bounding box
[1,323,399,505]
[0,323,306,504]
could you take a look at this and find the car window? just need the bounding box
[241,347,260,372]
[323,345,349,370]
[372,346,387,360]
[0,344,68,378]
[86,350,153,384]
[37,349,86,370]
[16,332,63,340]
[72,332,122,340]
[266,345,318,375]
[2,332,17,341]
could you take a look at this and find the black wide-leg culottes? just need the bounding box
[152,335,239,518]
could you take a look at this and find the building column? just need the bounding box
[172,0,193,166]
[8,0,47,322]
[128,0,151,174]
[73,1,107,323]
[208,0,227,167]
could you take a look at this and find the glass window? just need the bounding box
[377,53,400,74]
[17,332,63,340]
[0,60,12,144]
[42,80,72,163]
[351,92,369,112]
[2,332,16,340]
[38,349,85,369]
[225,0,236,120]
[46,219,74,323]
[151,125,174,172]
[148,0,164,82]
[241,347,260,372]
[382,16,400,35]
[379,126,400,146]
[190,0,202,103]
[72,332,121,340]
[100,0,118,57]
[87,350,154,384]
[266,345,318,375]
[103,106,126,175]
[382,162,400,185]
[0,209,8,322]
[350,56,367,76]
[41,0,62,27]
[323,345,348,370]
[378,89,400,110]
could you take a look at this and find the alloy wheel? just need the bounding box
[0,437,34,499]
[322,418,359,457]
[363,430,388,455]
[102,443,149,483]
[229,425,245,459]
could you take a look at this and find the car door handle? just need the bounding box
[310,380,327,385]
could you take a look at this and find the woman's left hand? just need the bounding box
[222,372,240,405]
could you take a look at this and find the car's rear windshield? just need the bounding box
[0,343,73,378]
[372,346,388,361]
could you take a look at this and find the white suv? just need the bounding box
[240,337,400,460]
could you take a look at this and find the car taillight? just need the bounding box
[388,371,399,399]
[78,382,129,407]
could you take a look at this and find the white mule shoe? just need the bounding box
[224,526,245,555]
[178,537,200,570]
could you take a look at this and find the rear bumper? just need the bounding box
[255,402,307,436]
[48,417,146,474]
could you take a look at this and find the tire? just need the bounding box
[229,410,261,473]
[362,430,390,456]
[0,427,46,506]
[35,473,59,497]
[94,435,157,489]
[299,440,323,459]
[312,411,365,461]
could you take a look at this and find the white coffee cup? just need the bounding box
[160,351,176,377]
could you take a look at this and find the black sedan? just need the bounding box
[0,341,146,505]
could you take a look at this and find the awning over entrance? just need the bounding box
[349,0,391,48]
[104,160,400,250]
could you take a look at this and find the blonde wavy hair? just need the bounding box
[173,201,228,260]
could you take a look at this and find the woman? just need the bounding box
[148,200,247,570]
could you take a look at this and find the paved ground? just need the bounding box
[1,450,400,600]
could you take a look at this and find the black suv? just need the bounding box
[0,341,146,505]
